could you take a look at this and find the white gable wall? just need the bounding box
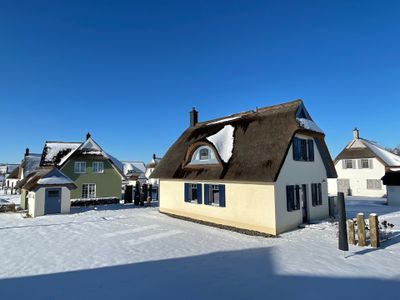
[274,133,329,234]
[331,158,386,197]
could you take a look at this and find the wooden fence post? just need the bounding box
[347,219,356,245]
[369,213,380,248]
[357,213,366,246]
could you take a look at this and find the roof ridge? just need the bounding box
[45,141,82,144]
[197,99,302,126]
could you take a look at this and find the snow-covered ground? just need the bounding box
[0,195,399,299]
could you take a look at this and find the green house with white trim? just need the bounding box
[38,133,125,203]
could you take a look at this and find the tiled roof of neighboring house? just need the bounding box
[151,99,337,182]
[17,167,77,191]
[22,154,41,178]
[7,166,20,179]
[335,136,400,167]
[122,161,146,176]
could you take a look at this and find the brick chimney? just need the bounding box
[190,107,198,127]
[353,128,359,139]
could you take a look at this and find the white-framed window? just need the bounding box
[343,159,354,169]
[358,159,373,169]
[366,179,382,190]
[199,148,210,160]
[82,183,96,198]
[190,145,219,165]
[92,161,104,173]
[209,185,220,205]
[74,161,86,174]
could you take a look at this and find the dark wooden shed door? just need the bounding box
[45,188,62,214]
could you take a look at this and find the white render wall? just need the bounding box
[387,186,400,206]
[28,187,71,217]
[329,158,386,197]
[274,133,329,234]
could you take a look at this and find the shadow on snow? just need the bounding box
[0,247,398,300]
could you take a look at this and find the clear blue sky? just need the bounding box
[1,0,399,164]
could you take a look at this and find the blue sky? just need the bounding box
[1,0,399,164]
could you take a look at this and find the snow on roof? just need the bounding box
[206,125,235,163]
[42,142,81,166]
[23,155,41,177]
[296,118,324,134]
[206,116,241,126]
[362,139,400,167]
[122,161,146,175]
[37,169,74,185]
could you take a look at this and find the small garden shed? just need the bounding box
[382,168,400,206]
[18,167,77,217]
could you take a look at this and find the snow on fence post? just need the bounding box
[369,213,380,248]
[357,213,366,247]
[347,219,356,245]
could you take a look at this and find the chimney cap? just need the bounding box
[86,132,91,140]
[153,153,156,160]
[25,148,30,156]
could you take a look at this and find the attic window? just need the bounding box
[199,148,210,160]
[189,145,219,165]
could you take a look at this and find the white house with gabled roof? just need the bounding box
[328,128,400,197]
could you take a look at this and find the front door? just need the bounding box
[44,188,62,215]
[301,184,308,223]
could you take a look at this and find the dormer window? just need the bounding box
[189,145,219,165]
[199,148,210,160]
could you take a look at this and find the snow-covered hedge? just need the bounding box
[71,197,120,207]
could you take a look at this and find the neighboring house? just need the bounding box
[18,149,42,208]
[38,133,125,203]
[381,167,400,206]
[151,99,337,235]
[17,167,77,217]
[0,163,19,189]
[122,161,147,185]
[328,129,400,197]
[145,154,162,186]
[5,166,20,194]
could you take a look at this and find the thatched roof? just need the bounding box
[7,166,20,179]
[334,137,400,167]
[151,99,336,182]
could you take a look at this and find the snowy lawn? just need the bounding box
[0,197,399,299]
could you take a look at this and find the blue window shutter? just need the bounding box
[286,185,294,211]
[197,184,202,204]
[184,183,190,202]
[318,183,322,205]
[293,138,300,161]
[204,184,210,205]
[219,185,226,207]
[295,185,300,210]
[308,140,314,161]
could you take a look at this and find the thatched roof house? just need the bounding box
[153,99,336,235]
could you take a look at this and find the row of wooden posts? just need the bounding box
[347,213,379,248]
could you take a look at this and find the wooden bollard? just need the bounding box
[357,213,366,246]
[347,219,356,245]
[369,213,380,248]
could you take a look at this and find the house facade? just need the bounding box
[328,129,400,197]
[382,168,400,206]
[39,134,125,202]
[151,100,337,235]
